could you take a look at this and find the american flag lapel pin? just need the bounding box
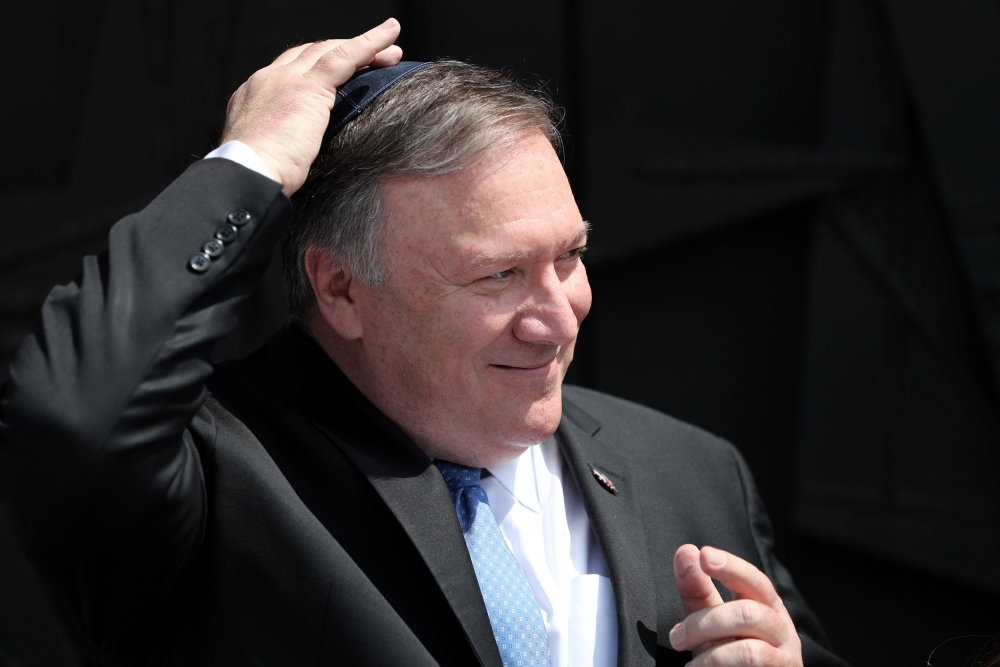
[589,463,619,495]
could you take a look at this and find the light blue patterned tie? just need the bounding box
[435,461,551,667]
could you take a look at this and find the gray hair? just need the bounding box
[283,59,563,322]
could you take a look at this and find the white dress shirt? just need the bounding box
[205,141,620,666]
[483,437,618,667]
[205,140,276,180]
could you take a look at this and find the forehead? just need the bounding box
[381,132,584,264]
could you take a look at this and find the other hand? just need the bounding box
[669,544,803,667]
[220,19,403,196]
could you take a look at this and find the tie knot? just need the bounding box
[434,461,482,493]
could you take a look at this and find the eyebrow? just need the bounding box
[471,223,590,268]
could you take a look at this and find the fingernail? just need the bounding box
[669,622,686,649]
[380,17,398,30]
[707,548,726,568]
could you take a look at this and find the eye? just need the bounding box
[488,269,512,279]
[559,246,587,261]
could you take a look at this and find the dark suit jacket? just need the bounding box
[0,159,849,667]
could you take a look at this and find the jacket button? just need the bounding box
[188,253,211,273]
[215,224,238,243]
[203,239,225,258]
[228,209,251,227]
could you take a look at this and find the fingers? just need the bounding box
[290,39,349,67]
[675,544,725,616]
[671,546,803,666]
[301,19,402,89]
[371,44,404,68]
[669,598,793,652]
[268,18,403,86]
[699,546,782,608]
[287,40,401,74]
[687,637,800,667]
[271,42,317,66]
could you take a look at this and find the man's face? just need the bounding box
[351,130,591,467]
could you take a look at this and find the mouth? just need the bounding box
[489,357,559,377]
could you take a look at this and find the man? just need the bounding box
[0,20,847,667]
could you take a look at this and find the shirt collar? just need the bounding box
[485,435,559,514]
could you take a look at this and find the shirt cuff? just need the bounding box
[205,140,279,183]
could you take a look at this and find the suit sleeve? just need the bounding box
[0,158,291,654]
[731,450,854,667]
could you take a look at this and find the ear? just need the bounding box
[303,247,364,340]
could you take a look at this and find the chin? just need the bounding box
[494,390,563,447]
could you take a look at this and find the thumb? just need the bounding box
[674,544,724,616]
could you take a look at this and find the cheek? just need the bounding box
[384,292,515,385]
[441,297,517,365]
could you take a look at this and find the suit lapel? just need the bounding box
[559,397,659,667]
[278,332,501,667]
[306,419,501,667]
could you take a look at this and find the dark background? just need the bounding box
[2,1,1000,665]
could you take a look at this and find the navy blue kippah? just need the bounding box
[323,61,432,143]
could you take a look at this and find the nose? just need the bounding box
[512,266,584,347]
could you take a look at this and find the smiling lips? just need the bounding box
[490,357,559,376]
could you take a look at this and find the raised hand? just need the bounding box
[220,19,403,196]
[669,544,803,666]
